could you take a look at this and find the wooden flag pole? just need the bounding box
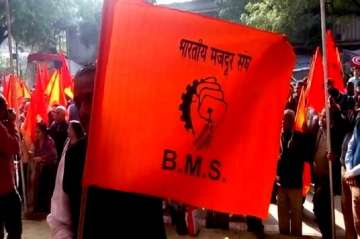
[320,0,336,238]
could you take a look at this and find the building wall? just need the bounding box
[334,15,360,45]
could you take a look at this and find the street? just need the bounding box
[22,193,346,239]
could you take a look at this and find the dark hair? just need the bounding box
[69,120,85,140]
[0,94,7,108]
[36,122,48,136]
[347,81,354,87]
[75,63,96,80]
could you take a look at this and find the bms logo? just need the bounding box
[179,77,227,149]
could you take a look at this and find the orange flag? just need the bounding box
[326,31,344,91]
[22,67,49,146]
[294,87,306,132]
[306,47,325,113]
[3,74,29,110]
[83,0,295,218]
[46,70,67,106]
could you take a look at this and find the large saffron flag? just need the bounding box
[326,31,344,91]
[83,0,295,218]
[307,47,325,113]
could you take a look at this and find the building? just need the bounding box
[162,0,219,17]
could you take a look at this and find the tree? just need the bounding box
[240,0,320,46]
[0,0,102,51]
[9,0,78,51]
[217,0,360,48]
[216,0,248,22]
[76,0,102,48]
[0,1,8,45]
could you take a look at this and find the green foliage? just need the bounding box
[10,0,78,50]
[0,0,102,51]
[216,0,248,22]
[217,0,360,47]
[240,0,320,45]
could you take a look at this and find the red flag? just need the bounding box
[294,87,306,132]
[306,47,325,113]
[22,67,49,146]
[83,0,295,218]
[59,53,74,99]
[326,31,344,91]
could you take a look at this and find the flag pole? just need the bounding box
[320,0,335,238]
[5,0,14,74]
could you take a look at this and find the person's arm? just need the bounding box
[0,122,19,155]
[346,163,360,177]
[345,131,357,171]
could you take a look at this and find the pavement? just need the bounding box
[20,194,345,238]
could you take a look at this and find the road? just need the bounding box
[21,193,345,238]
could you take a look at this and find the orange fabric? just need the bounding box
[326,31,344,91]
[83,0,295,218]
[22,66,49,146]
[306,47,325,113]
[294,87,306,132]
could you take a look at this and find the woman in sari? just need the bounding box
[27,122,57,217]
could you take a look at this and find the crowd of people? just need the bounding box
[1,59,360,239]
[277,63,360,238]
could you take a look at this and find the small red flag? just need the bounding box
[306,47,325,113]
[326,31,344,91]
[59,53,74,99]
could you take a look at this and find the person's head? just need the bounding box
[353,67,360,78]
[347,81,355,96]
[74,64,96,132]
[54,106,66,123]
[0,94,8,121]
[68,120,85,141]
[282,109,295,132]
[36,122,48,141]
